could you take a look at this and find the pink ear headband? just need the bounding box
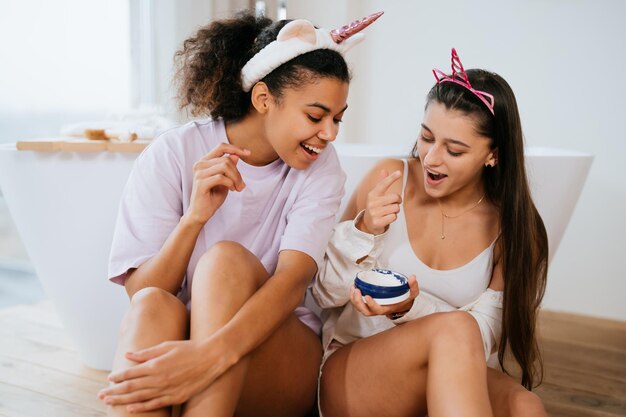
[432,48,495,115]
[241,11,383,92]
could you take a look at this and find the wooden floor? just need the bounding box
[533,311,626,417]
[0,302,624,417]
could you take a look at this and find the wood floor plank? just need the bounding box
[542,402,622,417]
[539,310,626,352]
[0,301,62,328]
[536,382,626,417]
[542,362,626,399]
[540,310,626,332]
[0,335,107,383]
[0,315,107,381]
[0,354,107,410]
[541,340,626,383]
[0,315,74,350]
[0,382,105,417]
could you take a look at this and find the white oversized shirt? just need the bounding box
[108,119,346,331]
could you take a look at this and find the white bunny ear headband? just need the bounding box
[241,11,383,92]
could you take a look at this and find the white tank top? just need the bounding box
[379,160,495,308]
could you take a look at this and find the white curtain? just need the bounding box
[144,0,296,120]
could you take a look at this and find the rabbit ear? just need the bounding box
[277,20,317,44]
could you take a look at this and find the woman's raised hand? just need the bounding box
[184,144,250,226]
[357,170,403,235]
[350,274,419,318]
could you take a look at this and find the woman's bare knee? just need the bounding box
[509,389,546,417]
[111,287,188,416]
[430,311,485,359]
[199,241,250,263]
[487,368,546,417]
[129,287,186,317]
[193,241,268,294]
[491,385,547,417]
[121,287,187,336]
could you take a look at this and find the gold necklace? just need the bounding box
[437,194,486,239]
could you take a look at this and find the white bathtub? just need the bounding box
[0,142,593,370]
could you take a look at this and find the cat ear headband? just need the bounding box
[432,48,495,115]
[241,11,383,92]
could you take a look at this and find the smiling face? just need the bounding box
[417,101,497,200]
[261,76,349,170]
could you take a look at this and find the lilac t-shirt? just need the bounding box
[108,119,345,332]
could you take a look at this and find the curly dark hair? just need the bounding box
[174,10,351,121]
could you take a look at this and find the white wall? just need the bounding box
[0,0,130,113]
[286,0,626,321]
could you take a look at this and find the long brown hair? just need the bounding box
[412,69,548,389]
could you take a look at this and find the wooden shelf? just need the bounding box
[16,139,150,153]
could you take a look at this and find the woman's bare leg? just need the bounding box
[234,311,321,417]
[183,242,321,417]
[106,287,189,417]
[320,311,492,417]
[487,368,547,417]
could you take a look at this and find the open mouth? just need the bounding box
[426,169,447,181]
[301,143,322,155]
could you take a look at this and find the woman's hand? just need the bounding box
[357,169,402,235]
[184,144,251,226]
[350,274,419,318]
[98,338,236,413]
